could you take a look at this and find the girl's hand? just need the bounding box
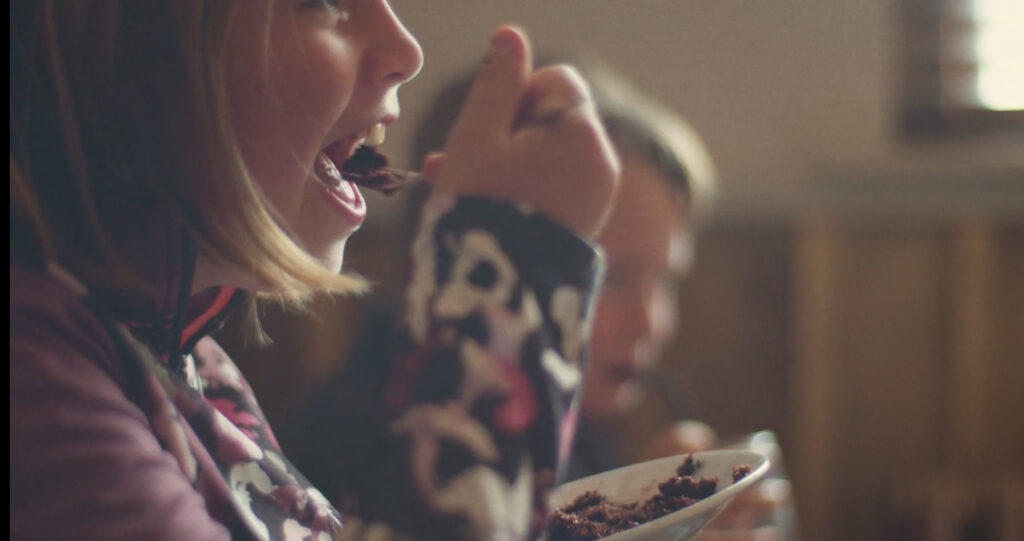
[423,26,621,240]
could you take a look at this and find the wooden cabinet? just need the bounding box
[619,176,1024,540]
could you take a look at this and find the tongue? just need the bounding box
[315,152,358,202]
[315,153,343,187]
[337,178,356,201]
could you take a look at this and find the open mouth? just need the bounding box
[312,122,423,223]
[337,123,423,196]
[314,151,363,204]
[312,127,375,223]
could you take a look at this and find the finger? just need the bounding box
[419,152,445,182]
[448,26,532,142]
[515,64,590,129]
[518,96,619,182]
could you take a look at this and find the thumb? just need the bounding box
[447,26,532,144]
[419,152,445,183]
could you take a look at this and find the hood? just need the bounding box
[82,199,243,371]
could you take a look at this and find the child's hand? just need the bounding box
[423,26,621,240]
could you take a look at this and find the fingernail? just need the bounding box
[490,30,514,54]
[529,94,582,126]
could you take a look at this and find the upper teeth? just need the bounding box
[366,123,386,146]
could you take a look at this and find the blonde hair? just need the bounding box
[10,1,367,307]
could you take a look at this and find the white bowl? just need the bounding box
[548,450,771,540]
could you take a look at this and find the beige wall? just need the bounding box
[373,0,1023,230]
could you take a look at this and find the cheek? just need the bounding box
[589,301,623,370]
[233,62,357,219]
[225,75,306,214]
[275,67,354,135]
[651,293,676,345]
[591,299,615,352]
[270,33,358,130]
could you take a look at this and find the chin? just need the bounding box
[308,240,349,273]
[614,383,647,413]
[583,383,635,420]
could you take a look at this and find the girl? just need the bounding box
[10,1,619,540]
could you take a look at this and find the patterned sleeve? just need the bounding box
[341,194,603,540]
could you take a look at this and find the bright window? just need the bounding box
[972,0,1024,110]
[900,0,1024,136]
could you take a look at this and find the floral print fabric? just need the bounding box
[341,195,602,539]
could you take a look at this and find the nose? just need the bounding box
[619,291,659,365]
[363,1,424,88]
